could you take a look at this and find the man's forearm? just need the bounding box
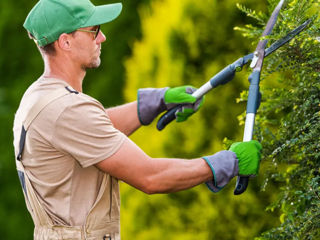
[106,101,141,136]
[144,157,213,194]
[96,138,213,194]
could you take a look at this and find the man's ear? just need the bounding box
[57,33,72,51]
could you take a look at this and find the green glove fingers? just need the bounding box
[175,98,204,122]
[165,86,205,122]
[176,107,194,122]
[164,85,197,105]
[229,140,262,176]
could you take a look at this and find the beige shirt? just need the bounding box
[13,77,125,226]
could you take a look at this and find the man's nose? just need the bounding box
[96,30,106,43]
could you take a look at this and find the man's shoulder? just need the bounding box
[14,77,107,132]
[21,77,104,112]
[59,88,105,113]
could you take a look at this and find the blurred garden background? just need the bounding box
[0,0,319,239]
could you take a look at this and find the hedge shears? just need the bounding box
[157,0,311,195]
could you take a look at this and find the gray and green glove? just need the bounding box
[229,140,262,176]
[203,140,262,193]
[137,86,204,125]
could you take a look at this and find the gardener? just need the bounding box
[13,0,262,239]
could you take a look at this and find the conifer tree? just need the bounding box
[236,0,320,238]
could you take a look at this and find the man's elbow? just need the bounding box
[140,176,164,195]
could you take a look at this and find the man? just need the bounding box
[13,0,262,239]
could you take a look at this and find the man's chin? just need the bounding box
[82,59,101,70]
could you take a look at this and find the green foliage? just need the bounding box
[0,0,150,239]
[0,0,40,238]
[2,0,318,239]
[236,3,267,26]
[123,0,281,239]
[234,0,320,239]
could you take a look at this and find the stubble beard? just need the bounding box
[82,56,101,70]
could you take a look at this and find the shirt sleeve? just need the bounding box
[52,94,126,168]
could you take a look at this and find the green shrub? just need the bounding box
[236,0,320,239]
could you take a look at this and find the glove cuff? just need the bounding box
[203,150,239,193]
[137,87,169,125]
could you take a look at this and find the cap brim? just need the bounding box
[83,3,122,27]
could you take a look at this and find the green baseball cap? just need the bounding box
[24,0,122,47]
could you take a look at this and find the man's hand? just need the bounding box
[203,140,262,193]
[229,140,262,176]
[164,86,204,122]
[137,85,204,125]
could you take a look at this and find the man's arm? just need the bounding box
[106,86,205,136]
[106,101,141,136]
[96,138,213,194]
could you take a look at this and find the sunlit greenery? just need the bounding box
[123,0,278,239]
[0,0,318,239]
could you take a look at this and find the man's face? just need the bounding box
[70,25,106,70]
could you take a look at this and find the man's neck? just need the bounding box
[42,55,85,92]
